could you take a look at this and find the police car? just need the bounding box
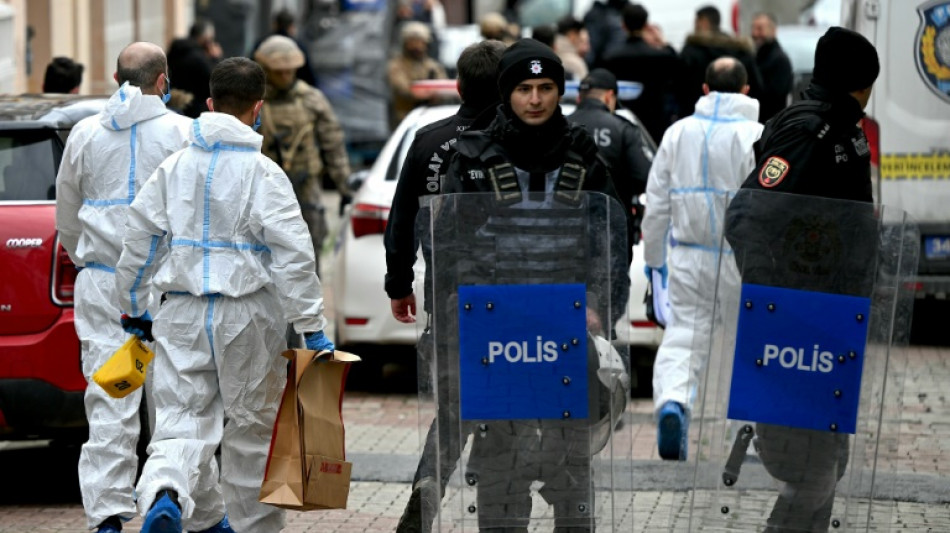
[330,81,664,357]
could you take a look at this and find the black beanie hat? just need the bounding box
[497,38,566,100]
[812,26,880,93]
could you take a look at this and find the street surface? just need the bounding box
[0,192,947,532]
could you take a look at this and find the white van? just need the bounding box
[845,0,950,305]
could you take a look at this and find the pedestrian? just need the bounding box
[568,67,652,251]
[43,56,84,94]
[54,42,192,533]
[531,23,557,49]
[249,9,318,87]
[441,38,631,529]
[751,12,794,123]
[385,39,507,533]
[678,5,763,118]
[166,19,222,118]
[641,57,763,460]
[254,34,352,276]
[599,3,683,145]
[582,0,630,68]
[387,21,448,129]
[115,56,334,533]
[724,27,880,531]
[555,15,591,80]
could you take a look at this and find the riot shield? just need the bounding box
[683,189,919,532]
[414,191,633,531]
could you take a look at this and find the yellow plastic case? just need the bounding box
[92,336,155,399]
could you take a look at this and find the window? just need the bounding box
[0,130,60,201]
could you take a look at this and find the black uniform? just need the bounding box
[568,97,652,244]
[384,102,494,301]
[740,82,872,202]
[725,81,877,532]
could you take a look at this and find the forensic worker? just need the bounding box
[642,57,762,460]
[55,42,192,533]
[115,57,334,533]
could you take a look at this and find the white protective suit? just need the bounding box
[115,111,327,532]
[55,83,191,530]
[641,91,763,415]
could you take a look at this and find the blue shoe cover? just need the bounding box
[97,527,121,533]
[658,401,687,460]
[142,493,182,533]
[195,515,236,533]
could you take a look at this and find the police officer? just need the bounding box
[727,27,880,532]
[741,26,878,201]
[384,39,506,533]
[442,38,630,530]
[568,67,652,248]
[254,35,351,275]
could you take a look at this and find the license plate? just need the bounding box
[925,236,950,260]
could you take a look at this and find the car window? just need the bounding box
[386,124,421,182]
[0,130,61,201]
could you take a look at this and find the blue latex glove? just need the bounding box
[304,331,335,353]
[120,310,154,342]
[644,264,669,289]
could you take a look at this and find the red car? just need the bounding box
[0,95,106,442]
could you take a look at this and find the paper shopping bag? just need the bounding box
[260,348,360,511]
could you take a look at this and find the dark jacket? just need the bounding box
[726,82,877,297]
[383,102,495,300]
[679,31,764,117]
[582,0,629,67]
[755,39,794,123]
[741,82,872,202]
[443,106,631,325]
[568,98,652,244]
[598,36,684,144]
[167,38,216,118]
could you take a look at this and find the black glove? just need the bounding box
[120,311,155,342]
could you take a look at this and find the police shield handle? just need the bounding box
[92,336,155,399]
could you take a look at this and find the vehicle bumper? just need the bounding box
[0,309,86,437]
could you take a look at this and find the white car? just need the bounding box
[330,99,664,350]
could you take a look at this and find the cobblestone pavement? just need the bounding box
[1,193,948,532]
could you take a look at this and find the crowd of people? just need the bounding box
[43,2,880,532]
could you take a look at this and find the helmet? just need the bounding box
[254,35,305,70]
[400,21,432,43]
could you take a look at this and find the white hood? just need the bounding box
[190,112,263,152]
[99,82,170,131]
[693,91,760,122]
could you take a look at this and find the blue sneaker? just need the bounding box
[195,515,236,533]
[657,401,687,460]
[97,526,121,533]
[141,492,182,533]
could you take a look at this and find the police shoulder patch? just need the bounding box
[759,156,790,188]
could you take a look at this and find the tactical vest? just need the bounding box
[260,82,322,183]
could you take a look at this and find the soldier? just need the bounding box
[254,35,352,274]
[387,22,447,129]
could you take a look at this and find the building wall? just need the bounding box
[0,0,193,95]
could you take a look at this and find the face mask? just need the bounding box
[253,113,261,131]
[162,75,172,104]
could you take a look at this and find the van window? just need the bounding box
[0,130,60,201]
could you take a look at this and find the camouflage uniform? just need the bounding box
[260,79,350,271]
[387,22,447,129]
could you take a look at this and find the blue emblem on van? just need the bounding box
[917,1,950,103]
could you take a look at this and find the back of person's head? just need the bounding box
[456,39,506,107]
[531,24,557,48]
[43,57,84,93]
[116,42,168,90]
[696,5,721,29]
[578,68,618,100]
[189,18,214,41]
[274,9,296,34]
[813,26,879,93]
[622,4,649,32]
[556,15,584,36]
[210,57,266,115]
[704,57,747,93]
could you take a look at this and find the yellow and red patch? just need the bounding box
[758,156,790,188]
